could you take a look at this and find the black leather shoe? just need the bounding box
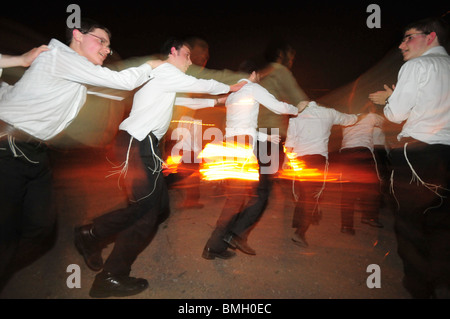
[341,226,355,235]
[223,232,256,255]
[292,232,309,248]
[202,247,236,260]
[89,272,149,298]
[74,224,104,271]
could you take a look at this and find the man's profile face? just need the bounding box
[76,28,112,65]
[171,45,192,73]
[399,28,430,61]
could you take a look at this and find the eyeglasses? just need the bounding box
[86,33,113,56]
[400,32,428,45]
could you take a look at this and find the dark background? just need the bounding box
[2,0,449,96]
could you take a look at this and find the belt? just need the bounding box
[0,119,43,144]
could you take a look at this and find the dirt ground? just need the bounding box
[0,147,412,302]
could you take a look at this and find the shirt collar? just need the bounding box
[422,46,449,57]
[48,38,78,54]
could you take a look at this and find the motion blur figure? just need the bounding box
[168,36,247,209]
[339,110,386,235]
[257,38,309,144]
[169,113,205,209]
[369,17,450,298]
[285,101,357,247]
[202,69,304,260]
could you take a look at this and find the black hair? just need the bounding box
[263,37,295,63]
[160,37,190,57]
[65,18,112,45]
[404,17,449,46]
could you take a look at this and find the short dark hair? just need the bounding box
[160,37,190,57]
[66,18,112,45]
[263,37,295,63]
[404,17,449,46]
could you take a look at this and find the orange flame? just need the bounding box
[198,142,259,181]
[165,144,343,183]
[163,154,182,175]
[278,151,340,182]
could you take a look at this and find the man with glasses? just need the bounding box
[369,17,450,298]
[0,18,162,288]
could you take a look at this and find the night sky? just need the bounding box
[2,0,449,96]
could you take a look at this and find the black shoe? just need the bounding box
[361,218,384,228]
[292,232,309,248]
[202,247,236,260]
[223,232,256,255]
[89,272,149,298]
[74,224,104,271]
[341,226,355,235]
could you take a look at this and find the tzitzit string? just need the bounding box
[390,142,449,214]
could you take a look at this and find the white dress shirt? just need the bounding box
[0,54,7,100]
[225,79,298,143]
[384,46,450,144]
[286,102,357,158]
[0,53,3,78]
[0,39,153,141]
[372,126,386,146]
[341,113,386,152]
[119,62,229,141]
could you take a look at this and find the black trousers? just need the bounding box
[92,131,170,276]
[205,140,278,252]
[339,147,381,229]
[165,150,201,205]
[390,140,450,298]
[292,154,327,235]
[0,137,54,279]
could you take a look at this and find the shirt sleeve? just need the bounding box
[332,109,358,126]
[174,97,215,109]
[384,61,420,124]
[160,67,230,95]
[51,48,153,90]
[252,83,298,115]
[187,64,248,84]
